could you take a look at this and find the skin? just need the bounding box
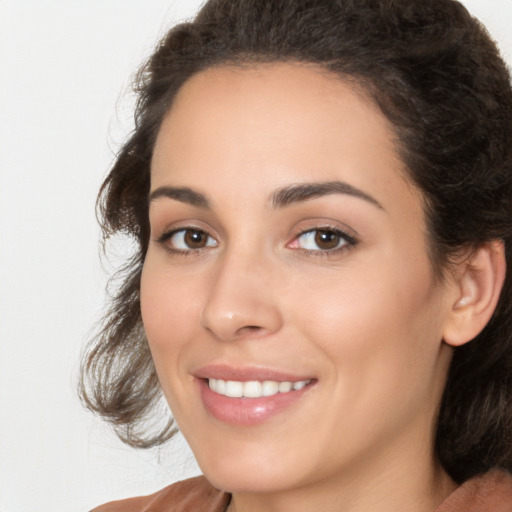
[141,63,464,512]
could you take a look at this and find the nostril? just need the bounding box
[235,325,265,337]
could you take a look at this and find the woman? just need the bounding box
[81,0,512,510]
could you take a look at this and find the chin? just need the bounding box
[202,464,299,494]
[186,437,299,493]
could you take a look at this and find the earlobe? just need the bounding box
[443,240,506,347]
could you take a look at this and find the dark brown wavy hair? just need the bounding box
[79,0,512,483]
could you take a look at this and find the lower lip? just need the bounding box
[198,379,314,426]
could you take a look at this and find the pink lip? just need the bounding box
[194,364,316,426]
[194,364,313,382]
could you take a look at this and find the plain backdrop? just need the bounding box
[1,1,511,511]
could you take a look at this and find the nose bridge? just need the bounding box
[200,243,283,341]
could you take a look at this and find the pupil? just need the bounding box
[315,230,340,250]
[185,230,205,248]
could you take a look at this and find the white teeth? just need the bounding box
[216,378,226,395]
[225,380,243,397]
[243,381,262,398]
[278,381,292,393]
[208,378,310,398]
[262,380,279,396]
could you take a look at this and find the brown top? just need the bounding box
[91,469,512,512]
[90,476,230,512]
[434,470,512,512]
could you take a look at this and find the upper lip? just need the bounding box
[193,364,314,382]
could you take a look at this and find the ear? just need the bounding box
[443,240,506,347]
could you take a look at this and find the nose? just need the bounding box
[200,250,283,342]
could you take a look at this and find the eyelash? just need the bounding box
[290,226,358,257]
[155,226,358,257]
[156,228,217,256]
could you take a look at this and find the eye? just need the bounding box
[159,228,218,252]
[291,228,356,253]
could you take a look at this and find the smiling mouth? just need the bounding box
[207,378,312,398]
[198,373,316,425]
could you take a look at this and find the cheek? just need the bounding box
[139,259,210,422]
[140,260,201,367]
[289,267,447,453]
[290,258,445,394]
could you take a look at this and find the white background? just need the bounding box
[1,1,511,511]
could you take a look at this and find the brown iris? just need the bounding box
[184,229,209,249]
[314,230,342,250]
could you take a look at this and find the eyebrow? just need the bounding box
[149,186,209,208]
[271,181,384,210]
[148,180,383,211]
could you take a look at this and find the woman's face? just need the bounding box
[141,63,456,494]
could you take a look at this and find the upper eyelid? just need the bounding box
[156,228,219,256]
[157,226,216,242]
[155,224,354,239]
[154,221,218,239]
[291,221,359,241]
[153,221,359,250]
[292,227,358,245]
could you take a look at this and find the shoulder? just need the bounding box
[436,469,512,512]
[90,475,230,512]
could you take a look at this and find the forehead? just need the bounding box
[151,62,422,216]
[155,63,389,157]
